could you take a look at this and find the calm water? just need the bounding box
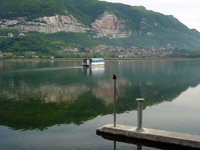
[0,59,200,150]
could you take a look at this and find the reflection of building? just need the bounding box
[0,62,2,69]
[0,51,3,57]
[82,66,105,77]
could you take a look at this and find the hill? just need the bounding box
[0,0,200,57]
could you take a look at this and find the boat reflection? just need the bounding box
[82,66,105,77]
[1,60,200,131]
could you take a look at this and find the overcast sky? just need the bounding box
[100,0,200,32]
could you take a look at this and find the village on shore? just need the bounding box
[0,44,190,59]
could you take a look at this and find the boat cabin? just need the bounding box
[82,58,105,67]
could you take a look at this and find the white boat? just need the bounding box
[82,58,105,67]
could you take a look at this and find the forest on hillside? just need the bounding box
[0,0,200,58]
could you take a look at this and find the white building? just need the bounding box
[8,33,13,37]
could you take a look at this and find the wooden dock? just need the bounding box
[96,124,200,149]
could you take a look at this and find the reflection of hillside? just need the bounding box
[113,60,200,107]
[1,83,89,103]
[92,79,131,105]
[1,60,200,131]
[1,79,131,105]
[0,91,110,131]
[41,84,89,103]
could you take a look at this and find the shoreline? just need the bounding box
[1,57,200,61]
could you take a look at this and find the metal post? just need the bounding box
[136,98,145,132]
[137,145,142,150]
[113,74,117,127]
[114,141,116,150]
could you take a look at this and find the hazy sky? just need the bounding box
[100,0,200,32]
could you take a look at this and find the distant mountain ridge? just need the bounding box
[0,0,200,50]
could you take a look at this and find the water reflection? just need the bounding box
[0,60,80,71]
[82,66,105,77]
[0,77,129,104]
[1,60,200,131]
[99,134,194,150]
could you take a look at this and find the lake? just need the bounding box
[0,59,200,150]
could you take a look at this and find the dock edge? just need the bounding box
[96,124,200,149]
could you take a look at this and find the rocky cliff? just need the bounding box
[0,11,131,39]
[0,13,89,33]
[1,0,200,50]
[91,12,132,38]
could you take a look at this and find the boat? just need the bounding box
[82,58,105,67]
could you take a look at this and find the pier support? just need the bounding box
[96,88,200,149]
[136,98,145,132]
[96,124,200,149]
[113,74,117,127]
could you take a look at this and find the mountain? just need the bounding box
[0,0,200,52]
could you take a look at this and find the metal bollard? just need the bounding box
[113,74,117,127]
[136,98,145,132]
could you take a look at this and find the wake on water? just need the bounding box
[0,66,83,74]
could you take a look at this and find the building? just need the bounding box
[19,33,25,36]
[27,52,36,55]
[3,52,12,56]
[8,33,13,37]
